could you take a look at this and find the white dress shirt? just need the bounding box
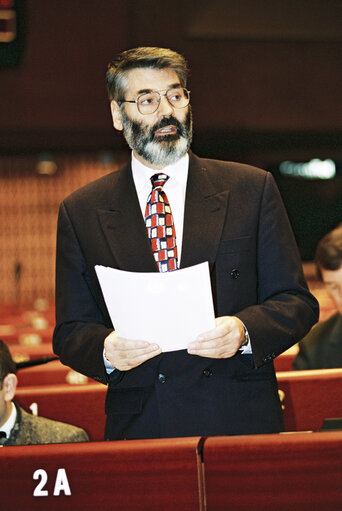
[0,401,16,439]
[131,152,189,265]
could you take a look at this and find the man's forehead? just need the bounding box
[125,67,181,93]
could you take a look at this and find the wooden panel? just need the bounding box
[203,432,342,511]
[0,437,203,510]
[0,157,123,303]
[278,369,342,431]
[273,345,298,371]
[16,360,90,386]
[15,384,106,441]
[9,343,55,362]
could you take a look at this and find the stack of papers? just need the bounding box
[95,261,215,352]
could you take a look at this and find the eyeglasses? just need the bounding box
[118,87,190,115]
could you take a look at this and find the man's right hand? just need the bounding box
[104,331,162,371]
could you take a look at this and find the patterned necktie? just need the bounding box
[145,173,178,272]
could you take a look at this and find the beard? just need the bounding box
[120,107,193,168]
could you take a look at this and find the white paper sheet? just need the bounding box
[95,262,215,352]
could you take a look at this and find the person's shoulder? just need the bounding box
[190,152,270,195]
[62,160,130,207]
[310,312,340,333]
[191,152,267,175]
[300,312,341,345]
[190,152,268,184]
[18,407,89,445]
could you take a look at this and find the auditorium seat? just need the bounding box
[14,368,342,440]
[16,360,90,386]
[1,437,203,510]
[0,325,54,345]
[273,345,298,371]
[15,384,106,441]
[203,431,342,510]
[0,301,55,344]
[9,342,55,363]
[277,369,342,432]
[2,432,342,510]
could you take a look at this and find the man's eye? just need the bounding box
[170,93,181,101]
[139,95,157,106]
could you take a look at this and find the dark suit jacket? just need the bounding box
[53,152,318,439]
[293,312,342,370]
[3,403,89,446]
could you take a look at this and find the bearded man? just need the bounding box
[53,47,318,440]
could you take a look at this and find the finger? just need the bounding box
[196,321,234,341]
[117,343,161,359]
[112,339,152,350]
[105,331,152,350]
[188,337,227,351]
[116,345,162,370]
[187,346,237,359]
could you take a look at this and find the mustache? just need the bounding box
[124,109,192,146]
[150,116,185,141]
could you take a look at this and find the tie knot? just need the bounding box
[151,173,169,190]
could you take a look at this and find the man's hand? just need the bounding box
[104,331,162,371]
[187,316,245,359]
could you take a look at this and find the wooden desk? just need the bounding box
[203,431,342,510]
[278,369,342,431]
[1,437,204,511]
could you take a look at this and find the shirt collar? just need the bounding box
[0,401,16,439]
[131,152,189,190]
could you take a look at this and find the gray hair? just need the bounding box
[106,47,189,102]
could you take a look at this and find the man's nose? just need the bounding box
[157,94,174,116]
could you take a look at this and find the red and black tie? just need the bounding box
[145,173,178,272]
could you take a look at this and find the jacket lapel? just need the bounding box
[181,153,230,269]
[97,161,158,272]
[97,153,230,273]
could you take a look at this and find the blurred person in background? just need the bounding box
[293,224,342,369]
[0,340,89,446]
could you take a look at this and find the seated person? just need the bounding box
[293,224,342,369]
[0,340,89,445]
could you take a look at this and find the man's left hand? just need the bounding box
[187,316,245,359]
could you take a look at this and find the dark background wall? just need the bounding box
[1,0,342,152]
[0,0,341,262]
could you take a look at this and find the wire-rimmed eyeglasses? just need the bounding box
[118,87,190,115]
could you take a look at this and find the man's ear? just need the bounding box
[110,100,123,131]
[3,374,17,402]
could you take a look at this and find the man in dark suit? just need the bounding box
[293,224,342,370]
[53,47,318,440]
[0,341,88,446]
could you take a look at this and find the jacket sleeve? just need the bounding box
[236,172,319,368]
[53,201,113,384]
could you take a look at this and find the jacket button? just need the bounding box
[158,373,166,384]
[230,268,240,279]
[203,368,213,377]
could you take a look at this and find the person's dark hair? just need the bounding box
[315,223,342,279]
[0,340,16,385]
[106,46,189,102]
